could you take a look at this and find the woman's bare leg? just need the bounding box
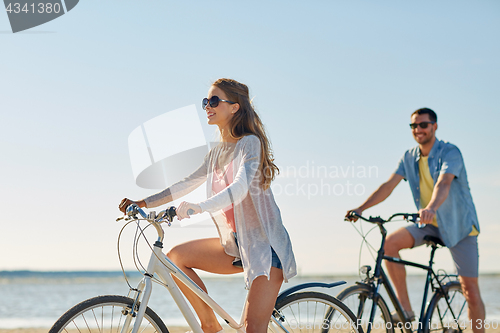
[167,238,243,333]
[243,267,284,333]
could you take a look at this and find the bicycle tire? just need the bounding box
[273,291,363,333]
[48,295,169,333]
[337,284,394,333]
[423,281,470,333]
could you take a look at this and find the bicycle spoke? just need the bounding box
[82,314,91,332]
[314,301,318,332]
[49,296,167,333]
[73,319,83,333]
[337,285,393,333]
[297,302,303,333]
[275,293,360,333]
[426,282,470,333]
[90,309,101,333]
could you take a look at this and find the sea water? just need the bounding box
[0,271,499,329]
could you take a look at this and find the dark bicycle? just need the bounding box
[336,212,469,333]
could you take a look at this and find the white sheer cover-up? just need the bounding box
[144,135,297,287]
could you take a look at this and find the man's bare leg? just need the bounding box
[459,276,485,333]
[384,228,415,314]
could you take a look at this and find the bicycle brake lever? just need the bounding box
[408,214,420,223]
[116,216,132,222]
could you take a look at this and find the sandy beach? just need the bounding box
[0,327,189,333]
[1,326,500,333]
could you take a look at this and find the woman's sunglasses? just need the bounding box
[409,121,435,129]
[202,96,236,110]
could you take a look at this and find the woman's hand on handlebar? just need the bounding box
[345,208,363,222]
[176,201,201,220]
[119,198,146,214]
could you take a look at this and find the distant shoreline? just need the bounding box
[2,270,500,278]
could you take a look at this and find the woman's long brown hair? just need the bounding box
[212,78,279,189]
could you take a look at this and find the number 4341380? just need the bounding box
[5,2,62,14]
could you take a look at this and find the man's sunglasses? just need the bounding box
[409,121,435,129]
[202,96,236,110]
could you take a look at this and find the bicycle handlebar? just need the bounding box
[116,205,195,225]
[115,204,178,224]
[346,211,420,224]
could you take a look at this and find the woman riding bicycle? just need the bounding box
[119,78,297,333]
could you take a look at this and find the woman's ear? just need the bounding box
[232,103,240,114]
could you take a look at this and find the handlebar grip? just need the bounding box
[349,211,361,218]
[167,206,177,217]
[344,211,362,222]
[126,204,146,218]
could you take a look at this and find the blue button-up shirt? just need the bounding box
[394,138,479,248]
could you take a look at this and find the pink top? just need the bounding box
[211,161,236,233]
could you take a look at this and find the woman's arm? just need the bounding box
[143,153,210,208]
[119,152,210,213]
[198,136,261,213]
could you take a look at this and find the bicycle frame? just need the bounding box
[128,233,248,333]
[362,220,459,333]
[122,209,296,333]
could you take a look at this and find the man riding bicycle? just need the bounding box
[346,108,485,333]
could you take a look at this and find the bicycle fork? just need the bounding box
[122,239,169,333]
[120,279,148,333]
[129,239,207,333]
[122,261,156,333]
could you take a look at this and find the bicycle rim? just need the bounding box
[273,291,361,333]
[337,285,393,333]
[49,295,168,333]
[426,282,470,333]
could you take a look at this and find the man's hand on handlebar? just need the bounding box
[345,208,363,222]
[176,201,202,220]
[418,207,436,225]
[119,198,146,214]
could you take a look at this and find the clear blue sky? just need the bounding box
[1,1,499,275]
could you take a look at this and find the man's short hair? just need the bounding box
[412,108,437,123]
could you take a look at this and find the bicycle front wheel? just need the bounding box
[273,291,362,333]
[49,295,169,333]
[423,281,470,333]
[337,284,393,333]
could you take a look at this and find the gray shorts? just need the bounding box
[406,224,479,278]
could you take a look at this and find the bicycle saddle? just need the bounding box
[423,235,445,247]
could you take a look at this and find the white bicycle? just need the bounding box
[49,204,361,333]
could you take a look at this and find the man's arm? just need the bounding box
[346,173,404,220]
[419,173,454,224]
